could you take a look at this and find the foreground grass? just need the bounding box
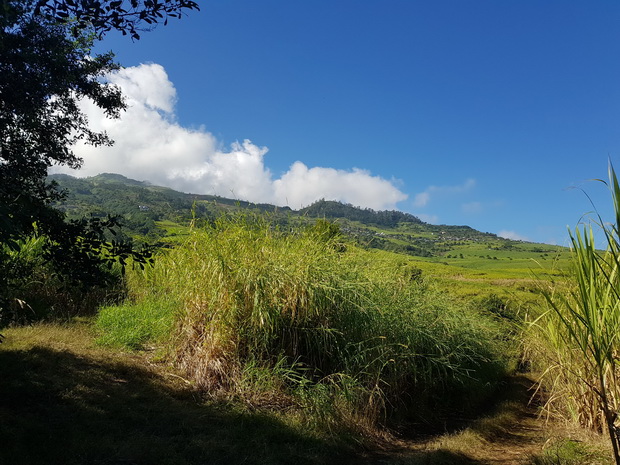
[1,322,614,465]
[0,322,357,465]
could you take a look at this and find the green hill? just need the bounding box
[49,173,526,249]
[49,173,571,299]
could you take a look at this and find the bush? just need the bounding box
[99,214,510,433]
[0,236,123,328]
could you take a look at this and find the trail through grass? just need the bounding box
[1,322,613,465]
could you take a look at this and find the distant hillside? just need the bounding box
[49,173,291,239]
[299,199,424,227]
[48,173,553,259]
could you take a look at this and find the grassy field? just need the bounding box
[1,322,613,465]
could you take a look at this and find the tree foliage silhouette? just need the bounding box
[0,0,197,321]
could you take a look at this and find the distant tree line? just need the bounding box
[299,199,424,227]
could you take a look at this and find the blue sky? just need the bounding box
[67,1,620,245]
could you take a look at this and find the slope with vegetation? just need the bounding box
[4,168,620,463]
[50,173,571,264]
[48,172,572,307]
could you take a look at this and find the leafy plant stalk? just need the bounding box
[537,163,620,464]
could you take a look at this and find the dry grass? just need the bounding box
[100,215,510,435]
[0,321,358,465]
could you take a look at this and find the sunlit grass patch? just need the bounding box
[96,298,177,350]
[531,438,612,465]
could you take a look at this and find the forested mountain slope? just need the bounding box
[49,173,564,262]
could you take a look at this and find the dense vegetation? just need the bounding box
[97,215,510,435]
[7,172,620,462]
[0,0,191,322]
[299,199,423,227]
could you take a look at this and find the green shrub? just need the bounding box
[99,214,510,433]
[1,236,123,328]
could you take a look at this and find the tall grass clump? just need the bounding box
[531,164,620,464]
[106,214,509,433]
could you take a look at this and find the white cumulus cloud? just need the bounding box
[56,63,407,210]
[273,162,407,210]
[498,230,529,241]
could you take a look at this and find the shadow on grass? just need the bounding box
[0,343,497,465]
[0,346,354,465]
[359,449,480,465]
[355,375,543,465]
[464,374,543,442]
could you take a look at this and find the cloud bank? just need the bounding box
[60,63,407,211]
[498,230,529,241]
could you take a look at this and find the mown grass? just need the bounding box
[98,215,512,437]
[0,322,358,465]
[154,219,192,242]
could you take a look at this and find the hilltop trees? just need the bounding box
[0,0,197,321]
[300,199,424,227]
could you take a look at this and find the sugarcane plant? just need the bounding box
[537,163,620,464]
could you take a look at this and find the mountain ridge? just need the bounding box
[48,173,551,259]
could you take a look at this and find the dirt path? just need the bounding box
[464,376,548,465]
[362,375,552,465]
[469,402,547,465]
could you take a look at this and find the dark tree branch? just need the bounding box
[34,0,199,39]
